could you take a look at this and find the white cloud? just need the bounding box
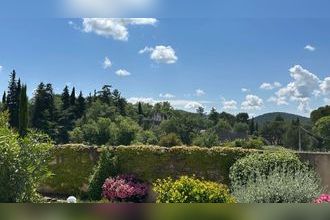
[139,45,178,64]
[297,98,311,113]
[304,45,316,52]
[260,82,282,90]
[241,95,263,111]
[127,97,156,105]
[267,96,289,106]
[63,0,156,17]
[222,99,238,111]
[241,88,250,93]
[116,69,131,76]
[0,65,3,72]
[184,101,204,110]
[82,18,157,41]
[195,89,206,97]
[103,56,112,69]
[320,77,330,95]
[159,93,175,99]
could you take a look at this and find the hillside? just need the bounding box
[254,112,311,125]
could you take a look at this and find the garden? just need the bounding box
[1,110,329,204]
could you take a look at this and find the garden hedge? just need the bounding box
[40,144,257,197]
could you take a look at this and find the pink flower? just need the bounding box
[314,194,330,204]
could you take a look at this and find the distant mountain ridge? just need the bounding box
[254,112,311,125]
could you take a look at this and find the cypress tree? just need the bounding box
[61,86,70,110]
[7,70,20,129]
[1,91,6,111]
[19,85,28,136]
[249,118,255,135]
[138,102,143,115]
[76,91,86,118]
[70,87,76,106]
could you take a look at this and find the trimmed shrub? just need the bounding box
[229,150,304,187]
[153,176,235,203]
[102,175,148,203]
[88,149,119,201]
[232,166,323,203]
[158,133,182,147]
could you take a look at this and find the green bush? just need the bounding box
[226,137,264,150]
[153,176,235,203]
[229,150,304,187]
[232,166,323,203]
[192,132,219,148]
[88,149,119,201]
[159,133,182,147]
[0,112,52,202]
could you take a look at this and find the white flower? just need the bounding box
[67,196,77,203]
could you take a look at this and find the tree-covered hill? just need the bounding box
[254,112,311,125]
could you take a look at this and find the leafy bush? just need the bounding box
[0,112,52,202]
[102,175,148,203]
[192,132,219,148]
[88,149,119,201]
[313,116,330,150]
[230,151,304,187]
[135,130,158,145]
[232,166,323,203]
[158,133,182,147]
[314,194,330,204]
[153,176,235,203]
[226,137,264,149]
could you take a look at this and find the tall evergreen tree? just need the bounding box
[6,70,20,129]
[70,87,76,106]
[61,86,70,110]
[19,85,28,136]
[138,102,144,115]
[209,107,219,125]
[249,118,255,135]
[1,91,6,111]
[76,91,86,118]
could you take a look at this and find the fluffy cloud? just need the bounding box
[275,65,320,112]
[304,45,316,52]
[139,45,178,64]
[260,82,282,90]
[0,65,2,72]
[222,100,238,111]
[267,96,289,106]
[63,0,155,17]
[241,95,263,111]
[116,69,131,76]
[127,97,156,105]
[159,93,175,99]
[184,101,204,110]
[195,89,206,97]
[103,56,112,69]
[82,18,157,41]
[320,77,330,95]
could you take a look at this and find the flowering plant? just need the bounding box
[102,175,148,203]
[314,194,330,204]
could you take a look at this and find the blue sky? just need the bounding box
[1,1,330,116]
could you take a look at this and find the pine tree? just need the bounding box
[76,91,86,118]
[6,70,20,129]
[209,107,219,125]
[1,91,6,111]
[61,86,70,110]
[19,85,28,136]
[70,87,76,106]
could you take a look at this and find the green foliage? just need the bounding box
[226,137,264,149]
[233,122,249,134]
[18,84,28,137]
[313,116,330,150]
[88,149,119,201]
[192,131,219,148]
[232,166,323,203]
[159,133,182,147]
[0,112,52,202]
[311,105,330,124]
[153,176,235,203]
[135,130,158,145]
[229,150,304,187]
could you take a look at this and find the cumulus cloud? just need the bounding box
[304,45,316,52]
[159,93,175,99]
[82,18,157,41]
[63,0,156,17]
[0,65,3,72]
[260,82,282,90]
[103,56,112,69]
[241,95,263,111]
[116,69,131,76]
[139,45,178,64]
[267,96,289,106]
[222,99,238,111]
[320,77,330,95]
